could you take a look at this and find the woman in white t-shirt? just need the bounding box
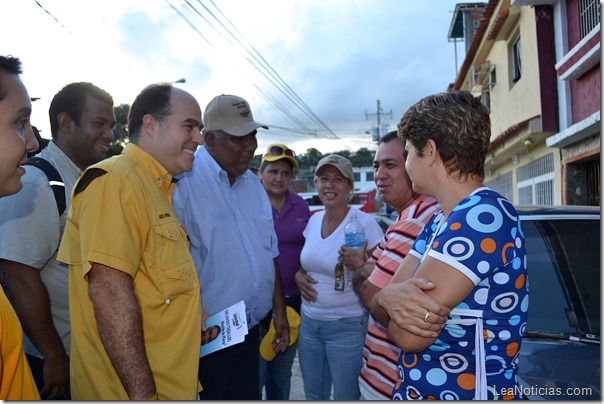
[295,154,383,400]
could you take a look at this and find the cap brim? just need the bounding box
[259,306,300,361]
[260,324,278,361]
[316,163,353,184]
[262,155,299,170]
[222,120,269,137]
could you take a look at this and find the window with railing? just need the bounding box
[486,171,513,201]
[579,0,600,39]
[517,153,555,205]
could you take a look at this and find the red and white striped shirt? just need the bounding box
[359,195,440,400]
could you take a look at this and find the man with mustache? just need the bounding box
[343,131,444,400]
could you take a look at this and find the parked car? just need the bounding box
[349,187,379,213]
[298,192,324,215]
[514,205,600,400]
[370,212,395,233]
[299,189,377,216]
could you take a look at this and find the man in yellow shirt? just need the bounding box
[57,83,205,400]
[0,54,40,400]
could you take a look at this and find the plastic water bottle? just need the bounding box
[344,210,365,286]
[345,210,366,248]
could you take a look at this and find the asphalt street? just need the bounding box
[262,351,306,400]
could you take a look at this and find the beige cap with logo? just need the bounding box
[203,94,268,137]
[315,154,354,185]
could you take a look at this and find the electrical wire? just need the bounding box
[165,0,351,148]
[31,0,71,32]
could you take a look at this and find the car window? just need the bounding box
[522,218,600,337]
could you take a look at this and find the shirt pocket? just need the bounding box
[153,221,196,300]
[255,214,274,251]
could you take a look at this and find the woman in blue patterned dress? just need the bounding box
[371,91,529,400]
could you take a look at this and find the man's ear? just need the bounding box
[57,112,73,135]
[142,114,157,139]
[204,131,215,151]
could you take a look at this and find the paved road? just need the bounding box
[288,352,306,400]
[262,351,306,400]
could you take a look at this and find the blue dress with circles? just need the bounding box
[392,188,529,400]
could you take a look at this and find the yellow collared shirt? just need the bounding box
[58,143,202,400]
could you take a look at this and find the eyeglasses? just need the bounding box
[267,145,296,158]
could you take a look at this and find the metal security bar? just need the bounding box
[517,154,555,205]
[579,0,600,39]
[486,171,513,201]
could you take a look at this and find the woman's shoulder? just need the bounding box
[307,210,323,225]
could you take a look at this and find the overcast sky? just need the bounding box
[3,0,469,155]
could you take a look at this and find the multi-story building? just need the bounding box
[448,0,600,206]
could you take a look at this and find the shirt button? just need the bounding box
[165,299,171,304]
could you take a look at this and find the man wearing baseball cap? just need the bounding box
[173,95,289,400]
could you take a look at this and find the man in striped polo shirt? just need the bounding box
[349,131,444,400]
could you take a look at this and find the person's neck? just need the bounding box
[324,204,350,223]
[436,178,483,217]
[321,204,350,238]
[268,191,287,213]
[394,191,420,215]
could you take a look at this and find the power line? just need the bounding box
[31,0,71,32]
[204,0,340,140]
[198,0,339,139]
[365,99,392,144]
[165,0,348,148]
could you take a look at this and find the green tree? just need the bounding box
[332,150,352,160]
[350,147,374,167]
[298,148,323,169]
[251,154,262,170]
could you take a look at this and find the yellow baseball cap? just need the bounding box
[259,306,301,361]
[261,144,298,171]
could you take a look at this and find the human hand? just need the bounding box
[271,309,290,354]
[201,309,212,327]
[376,278,450,338]
[201,325,221,345]
[340,240,368,270]
[40,352,70,399]
[295,268,318,302]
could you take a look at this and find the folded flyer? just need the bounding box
[200,300,248,357]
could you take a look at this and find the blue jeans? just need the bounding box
[298,311,368,400]
[259,336,298,400]
[259,295,301,400]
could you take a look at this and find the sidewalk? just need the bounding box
[262,351,305,400]
[289,351,305,400]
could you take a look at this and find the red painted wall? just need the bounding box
[570,65,601,122]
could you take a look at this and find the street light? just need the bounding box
[173,78,186,84]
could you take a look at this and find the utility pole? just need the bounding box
[365,99,392,144]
